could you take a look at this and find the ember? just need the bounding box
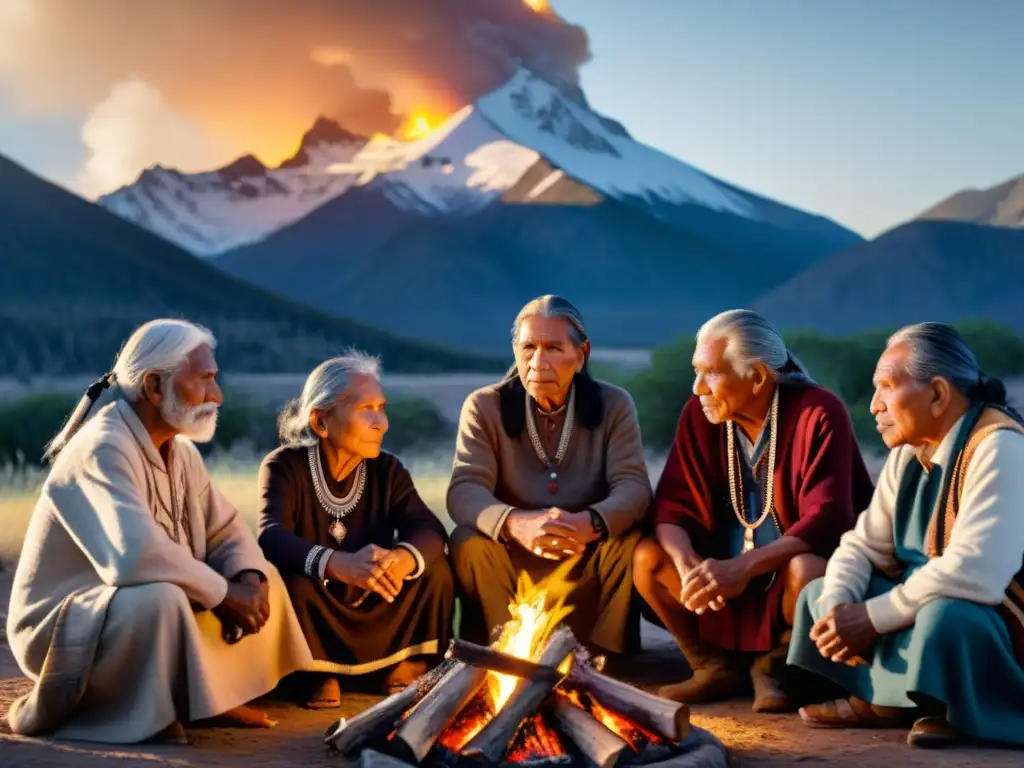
[505,713,568,763]
[325,563,723,767]
[559,687,665,753]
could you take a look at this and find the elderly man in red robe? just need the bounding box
[633,309,874,712]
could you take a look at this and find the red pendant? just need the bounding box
[548,480,558,494]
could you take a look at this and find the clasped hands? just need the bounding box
[326,543,418,604]
[809,602,878,666]
[504,508,600,560]
[215,571,270,639]
[675,557,751,614]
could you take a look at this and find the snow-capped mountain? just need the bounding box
[99,118,366,256]
[98,104,542,256]
[98,67,795,257]
[476,69,753,215]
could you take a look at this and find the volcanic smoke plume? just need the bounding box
[0,0,590,194]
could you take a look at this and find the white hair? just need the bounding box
[44,319,216,461]
[277,351,382,447]
[886,322,1014,412]
[697,309,815,385]
[113,319,216,401]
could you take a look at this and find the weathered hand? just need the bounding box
[215,581,267,636]
[679,558,750,614]
[810,603,878,664]
[536,509,597,558]
[378,547,418,584]
[326,544,401,603]
[504,509,557,556]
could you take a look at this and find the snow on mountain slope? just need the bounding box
[99,107,539,256]
[476,69,754,217]
[99,120,368,256]
[330,105,539,215]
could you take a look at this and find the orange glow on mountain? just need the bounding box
[399,111,443,140]
[523,0,551,12]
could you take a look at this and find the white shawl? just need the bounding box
[5,399,270,734]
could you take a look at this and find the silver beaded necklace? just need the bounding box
[307,444,366,543]
[726,386,781,553]
[524,385,576,494]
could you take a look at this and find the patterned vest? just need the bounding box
[924,404,1024,656]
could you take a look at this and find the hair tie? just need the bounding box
[84,371,116,402]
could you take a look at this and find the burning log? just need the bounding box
[569,663,690,743]
[460,625,577,767]
[447,639,563,686]
[325,659,456,755]
[390,661,490,765]
[552,696,629,768]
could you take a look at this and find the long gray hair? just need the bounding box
[44,319,215,462]
[697,309,815,385]
[887,322,1015,413]
[277,351,382,446]
[503,294,591,382]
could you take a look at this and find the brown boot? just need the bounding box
[750,629,792,713]
[658,627,749,704]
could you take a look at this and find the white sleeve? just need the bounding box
[865,431,1024,634]
[815,447,905,615]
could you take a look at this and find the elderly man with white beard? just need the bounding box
[5,319,312,745]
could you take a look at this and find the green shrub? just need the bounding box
[0,392,79,466]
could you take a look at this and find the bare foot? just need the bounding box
[217,705,278,728]
[384,659,430,693]
[152,720,189,745]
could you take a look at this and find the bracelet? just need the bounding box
[304,545,330,578]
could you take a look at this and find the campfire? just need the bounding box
[325,567,722,768]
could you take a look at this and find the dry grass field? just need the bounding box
[0,453,469,566]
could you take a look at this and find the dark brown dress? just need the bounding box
[257,445,453,675]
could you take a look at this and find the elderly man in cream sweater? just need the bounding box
[788,322,1024,749]
[6,319,311,745]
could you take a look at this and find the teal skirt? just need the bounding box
[788,574,1024,744]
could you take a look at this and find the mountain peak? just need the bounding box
[280,116,366,169]
[217,154,266,181]
[915,173,1024,230]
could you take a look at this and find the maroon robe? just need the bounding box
[652,383,875,652]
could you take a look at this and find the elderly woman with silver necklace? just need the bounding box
[447,295,652,658]
[256,353,452,709]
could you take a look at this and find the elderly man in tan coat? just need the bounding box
[5,319,311,744]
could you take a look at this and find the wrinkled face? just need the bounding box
[514,315,588,407]
[155,344,222,443]
[691,336,759,424]
[313,374,389,460]
[870,344,939,449]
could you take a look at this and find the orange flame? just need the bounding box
[523,0,551,12]
[488,560,576,713]
[437,559,578,756]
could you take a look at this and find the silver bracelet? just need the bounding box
[304,545,330,578]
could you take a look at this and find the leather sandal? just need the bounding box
[799,696,911,728]
[907,716,959,748]
[306,676,342,710]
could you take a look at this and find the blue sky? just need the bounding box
[1,1,1020,238]
[551,0,1023,236]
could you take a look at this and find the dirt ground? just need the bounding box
[1,568,1021,768]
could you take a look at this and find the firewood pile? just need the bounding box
[325,625,726,768]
